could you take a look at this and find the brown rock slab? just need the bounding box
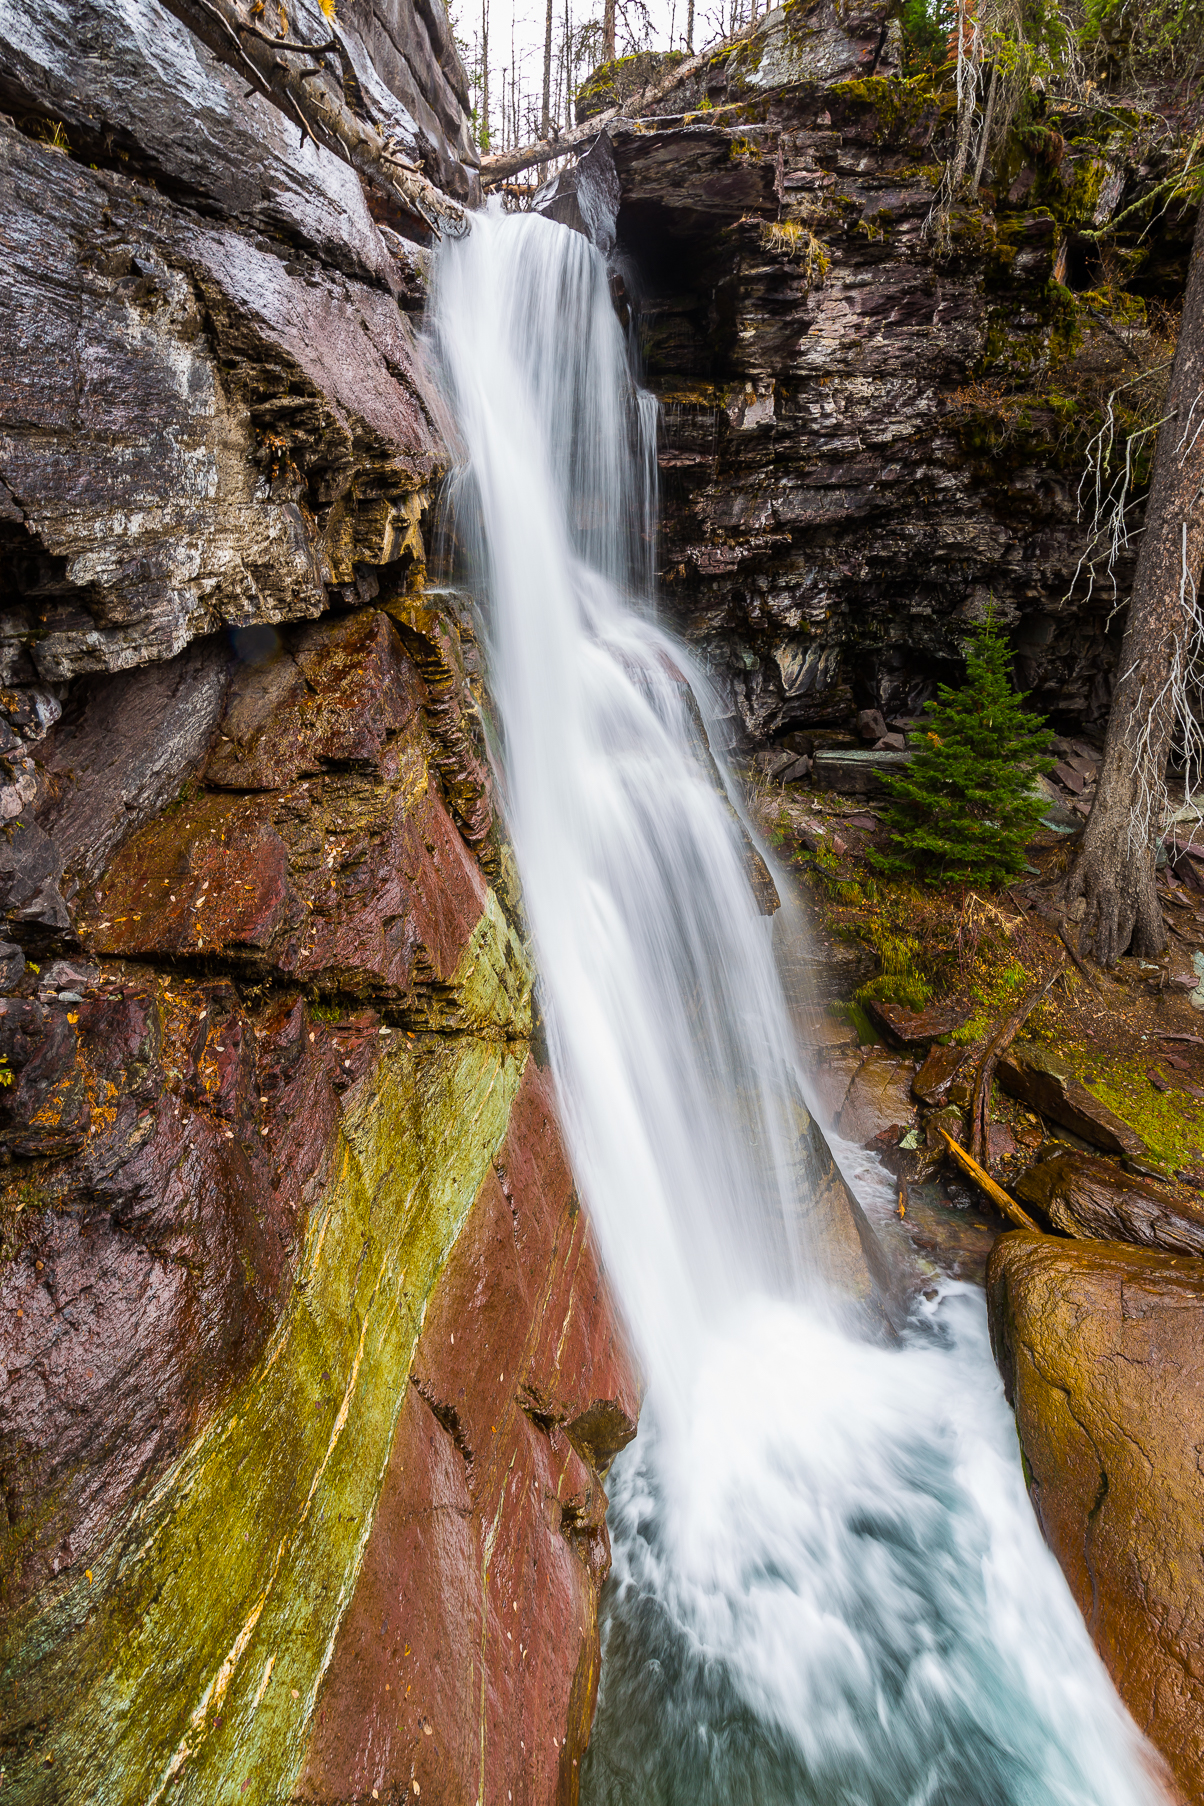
[808,1048,862,1124]
[206,611,423,790]
[866,997,969,1047]
[996,1041,1156,1168]
[812,749,911,796]
[988,1233,1204,1800]
[795,1007,859,1052]
[1015,1149,1204,1256]
[65,606,510,1024]
[912,1040,975,1104]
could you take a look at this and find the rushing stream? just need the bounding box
[432,205,1167,1804]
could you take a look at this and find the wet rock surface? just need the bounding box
[997,1039,1158,1169]
[0,0,473,755]
[988,1233,1204,1802]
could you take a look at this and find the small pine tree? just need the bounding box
[874,613,1055,887]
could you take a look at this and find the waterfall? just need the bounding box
[432,205,1167,1805]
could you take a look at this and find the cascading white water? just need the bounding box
[432,204,1168,1805]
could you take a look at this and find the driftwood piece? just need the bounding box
[938,1129,1040,1232]
[1015,1149,1204,1256]
[967,953,1066,1166]
[163,0,467,236]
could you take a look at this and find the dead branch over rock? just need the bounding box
[479,34,747,186]
[938,1128,1040,1231]
[163,0,467,237]
[967,953,1067,1167]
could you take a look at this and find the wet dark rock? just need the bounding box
[912,1041,976,1103]
[813,748,911,795]
[609,26,1192,750]
[1015,1147,1204,1256]
[867,998,969,1048]
[40,639,231,888]
[535,132,622,255]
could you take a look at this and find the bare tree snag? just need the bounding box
[541,0,554,136]
[1064,195,1204,964]
[482,0,491,150]
[602,0,617,61]
[163,0,467,237]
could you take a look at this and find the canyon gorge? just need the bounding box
[2,0,1203,1801]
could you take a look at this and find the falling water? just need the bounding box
[432,205,1167,1805]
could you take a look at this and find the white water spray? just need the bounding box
[433,205,1167,1805]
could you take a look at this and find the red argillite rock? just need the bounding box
[0,600,636,1806]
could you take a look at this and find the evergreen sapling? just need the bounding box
[874,615,1055,886]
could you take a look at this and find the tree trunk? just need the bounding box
[481,0,490,149]
[602,0,616,60]
[1065,195,1204,964]
[541,0,553,136]
[686,0,695,51]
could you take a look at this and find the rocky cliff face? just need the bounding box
[607,1,1194,751]
[0,602,638,1803]
[0,8,642,1803]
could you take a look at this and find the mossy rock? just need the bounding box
[575,50,685,123]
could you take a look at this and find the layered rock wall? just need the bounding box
[0,603,639,1804]
[0,8,642,1803]
[607,2,1195,748]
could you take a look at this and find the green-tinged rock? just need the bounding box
[1,1034,526,1804]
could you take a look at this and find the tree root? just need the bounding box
[1062,811,1168,966]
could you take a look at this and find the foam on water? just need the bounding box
[431,203,1167,1804]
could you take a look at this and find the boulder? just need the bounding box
[1015,1148,1204,1256]
[912,1040,976,1104]
[836,1050,918,1144]
[996,1041,1156,1169]
[988,1233,1204,1800]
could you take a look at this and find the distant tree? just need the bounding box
[542,0,554,134]
[874,612,1055,887]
